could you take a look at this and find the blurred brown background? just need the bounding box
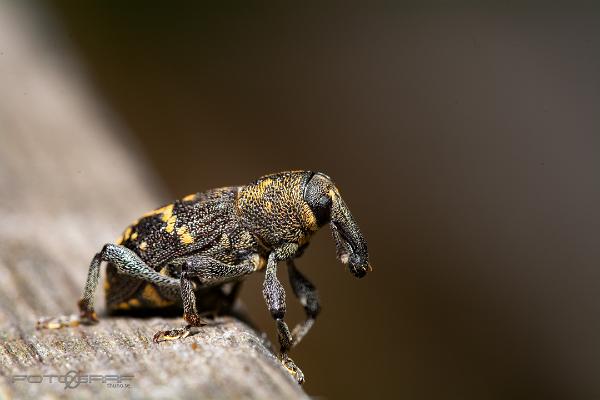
[18,1,600,399]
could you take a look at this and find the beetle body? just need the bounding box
[38,170,371,384]
[106,171,322,312]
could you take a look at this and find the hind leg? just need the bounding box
[37,243,179,329]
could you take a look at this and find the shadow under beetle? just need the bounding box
[37,170,372,383]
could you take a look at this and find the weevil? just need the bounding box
[37,170,371,383]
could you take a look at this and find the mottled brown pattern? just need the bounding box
[105,172,324,313]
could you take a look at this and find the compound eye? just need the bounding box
[312,193,332,226]
[304,172,335,227]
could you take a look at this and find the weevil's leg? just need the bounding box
[262,247,305,384]
[72,251,104,326]
[181,255,256,325]
[286,260,320,349]
[80,244,179,314]
[37,244,179,330]
[153,255,256,343]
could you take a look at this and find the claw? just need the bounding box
[183,312,210,327]
[77,299,99,324]
[153,327,192,343]
[279,354,305,384]
[36,314,81,330]
[79,310,99,325]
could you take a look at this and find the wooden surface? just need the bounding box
[0,3,308,399]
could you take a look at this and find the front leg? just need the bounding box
[153,254,256,343]
[262,246,305,384]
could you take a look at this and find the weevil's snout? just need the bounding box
[330,194,370,279]
[304,172,371,279]
[347,253,371,278]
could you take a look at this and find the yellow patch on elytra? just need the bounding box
[142,284,175,307]
[115,301,130,310]
[181,232,194,244]
[123,227,132,241]
[137,202,178,234]
[182,193,197,202]
[176,226,194,245]
[141,203,174,219]
[131,232,138,240]
[128,298,141,307]
[165,215,177,233]
[104,280,110,291]
[160,204,174,221]
[115,235,124,245]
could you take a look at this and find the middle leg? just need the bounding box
[153,254,257,342]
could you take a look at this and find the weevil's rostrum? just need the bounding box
[37,170,372,384]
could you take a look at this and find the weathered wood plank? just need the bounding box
[0,3,307,399]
